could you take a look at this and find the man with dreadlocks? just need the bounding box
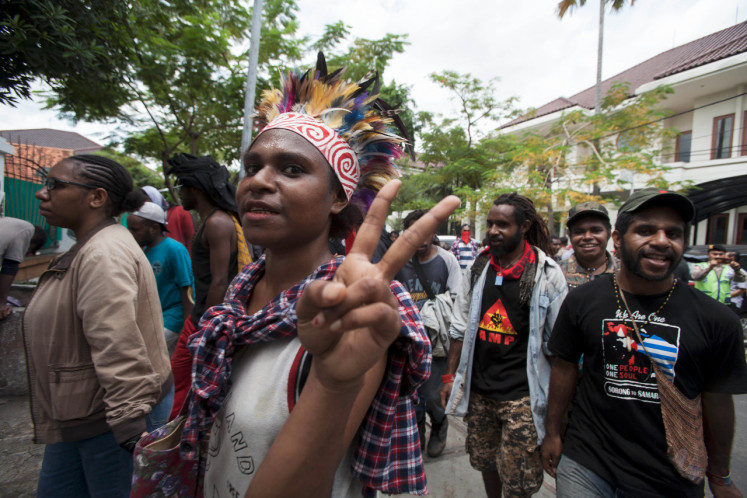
[165,154,251,418]
[440,192,568,498]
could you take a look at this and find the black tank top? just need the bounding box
[191,209,238,324]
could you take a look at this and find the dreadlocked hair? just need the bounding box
[493,192,552,256]
[67,154,145,216]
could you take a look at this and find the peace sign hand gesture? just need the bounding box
[296,180,460,390]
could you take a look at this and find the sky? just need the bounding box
[1,0,746,147]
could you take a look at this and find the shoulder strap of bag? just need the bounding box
[618,285,668,378]
[412,257,436,300]
[618,282,707,484]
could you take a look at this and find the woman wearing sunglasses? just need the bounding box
[25,155,172,497]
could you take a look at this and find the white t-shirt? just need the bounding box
[204,337,363,498]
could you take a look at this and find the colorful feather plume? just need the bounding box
[254,52,412,208]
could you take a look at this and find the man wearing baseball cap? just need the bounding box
[128,202,194,358]
[559,202,617,291]
[543,188,747,496]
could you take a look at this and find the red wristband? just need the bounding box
[441,374,455,384]
[706,470,732,486]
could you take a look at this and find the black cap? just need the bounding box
[618,188,695,224]
[707,244,726,253]
[566,202,610,227]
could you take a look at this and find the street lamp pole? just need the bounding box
[239,0,264,179]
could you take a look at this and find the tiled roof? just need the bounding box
[506,21,747,127]
[0,128,102,152]
[657,32,747,77]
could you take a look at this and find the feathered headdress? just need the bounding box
[253,52,413,210]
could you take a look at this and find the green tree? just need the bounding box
[41,3,411,201]
[311,26,415,146]
[496,82,678,234]
[93,148,164,189]
[14,0,411,208]
[403,72,517,231]
[0,0,131,107]
[324,33,409,82]
[46,0,306,199]
[556,0,635,18]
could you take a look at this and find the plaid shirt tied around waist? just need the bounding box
[182,255,430,496]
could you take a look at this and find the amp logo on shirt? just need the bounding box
[601,318,680,404]
[477,299,517,346]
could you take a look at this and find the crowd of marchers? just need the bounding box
[2,53,745,498]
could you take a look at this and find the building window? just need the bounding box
[711,114,734,159]
[742,111,747,156]
[738,214,747,244]
[675,131,691,162]
[707,213,729,244]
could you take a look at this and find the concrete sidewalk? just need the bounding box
[392,416,556,498]
[0,394,555,498]
[5,392,743,497]
[0,396,43,497]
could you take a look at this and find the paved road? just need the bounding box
[0,396,42,498]
[406,394,747,497]
[727,394,747,491]
[1,395,745,497]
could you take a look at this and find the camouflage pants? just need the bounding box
[465,393,543,497]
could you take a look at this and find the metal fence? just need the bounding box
[3,155,58,248]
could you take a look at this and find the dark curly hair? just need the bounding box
[493,192,552,256]
[328,171,363,239]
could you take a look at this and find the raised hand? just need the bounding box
[296,180,460,388]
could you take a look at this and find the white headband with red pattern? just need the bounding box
[259,112,359,200]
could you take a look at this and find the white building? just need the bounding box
[501,21,747,246]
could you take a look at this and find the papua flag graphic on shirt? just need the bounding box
[601,317,681,404]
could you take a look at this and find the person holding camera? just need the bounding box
[692,244,746,305]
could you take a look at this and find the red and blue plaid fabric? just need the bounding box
[181,255,430,496]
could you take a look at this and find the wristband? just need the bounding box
[706,470,732,486]
[441,374,455,384]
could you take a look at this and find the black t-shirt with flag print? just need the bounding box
[549,274,747,496]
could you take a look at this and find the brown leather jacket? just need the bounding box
[23,220,173,444]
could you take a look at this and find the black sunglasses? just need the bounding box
[43,177,98,191]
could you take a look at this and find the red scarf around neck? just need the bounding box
[489,241,535,280]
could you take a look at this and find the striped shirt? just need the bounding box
[450,238,479,269]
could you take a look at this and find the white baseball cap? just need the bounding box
[132,201,168,226]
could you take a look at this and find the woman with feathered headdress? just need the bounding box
[166,53,460,497]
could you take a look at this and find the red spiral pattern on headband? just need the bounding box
[261,113,359,200]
